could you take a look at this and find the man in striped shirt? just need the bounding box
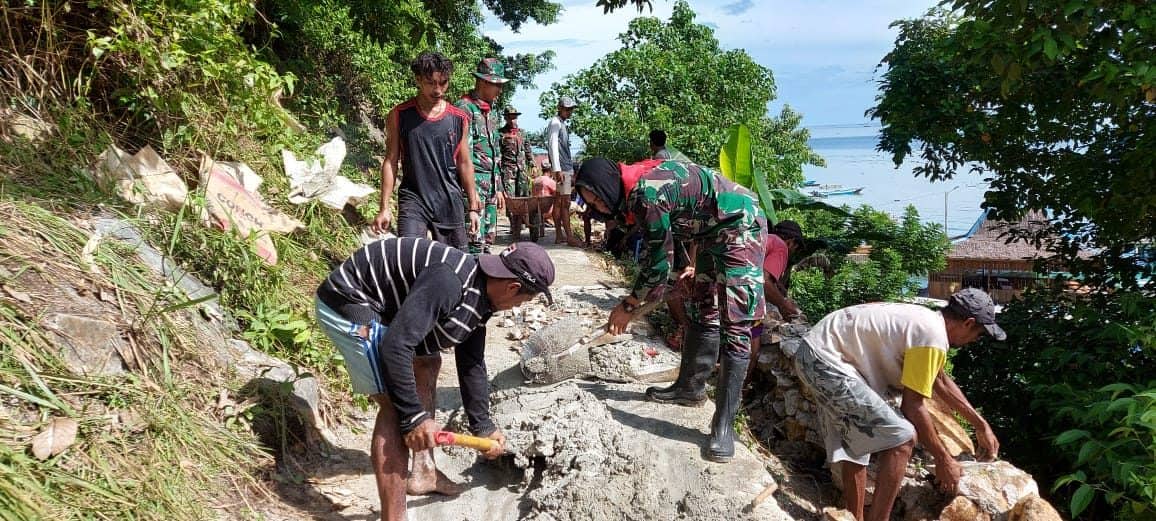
[315,238,555,520]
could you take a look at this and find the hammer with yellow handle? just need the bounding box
[434,431,500,452]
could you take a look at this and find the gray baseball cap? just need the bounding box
[478,242,556,305]
[946,288,1006,340]
[558,95,578,108]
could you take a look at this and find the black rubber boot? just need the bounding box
[645,324,720,406]
[706,350,750,462]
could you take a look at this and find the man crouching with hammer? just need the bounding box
[315,238,555,520]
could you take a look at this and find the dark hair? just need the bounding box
[941,303,967,321]
[411,52,454,79]
[649,129,667,147]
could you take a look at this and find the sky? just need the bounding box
[483,0,939,134]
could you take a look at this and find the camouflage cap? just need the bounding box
[503,106,522,116]
[473,58,509,84]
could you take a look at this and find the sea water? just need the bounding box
[802,124,988,238]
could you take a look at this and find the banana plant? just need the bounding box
[718,123,848,224]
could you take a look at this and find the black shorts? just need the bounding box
[397,200,468,250]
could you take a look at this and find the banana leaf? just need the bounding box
[720,124,777,222]
[719,124,849,223]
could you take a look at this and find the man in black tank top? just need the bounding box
[372,52,481,248]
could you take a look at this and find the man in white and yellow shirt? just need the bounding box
[795,289,1005,521]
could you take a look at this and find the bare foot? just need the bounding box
[406,469,466,496]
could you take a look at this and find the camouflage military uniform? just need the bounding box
[626,160,767,355]
[499,124,534,197]
[455,93,504,252]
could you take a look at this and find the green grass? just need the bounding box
[0,199,271,519]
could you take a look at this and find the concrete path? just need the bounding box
[271,220,792,520]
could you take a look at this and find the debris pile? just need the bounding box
[511,286,680,385]
[458,383,780,521]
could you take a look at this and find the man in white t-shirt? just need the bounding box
[794,288,1005,521]
[546,95,581,246]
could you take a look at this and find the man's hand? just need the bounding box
[482,428,506,460]
[371,209,392,235]
[496,191,505,210]
[934,456,962,495]
[468,210,480,235]
[551,170,562,182]
[678,266,696,281]
[607,300,634,335]
[404,418,439,452]
[975,422,1000,462]
[781,298,803,321]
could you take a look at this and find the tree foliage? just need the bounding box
[789,205,949,320]
[255,0,555,137]
[871,1,1155,290]
[541,1,822,186]
[952,288,1156,520]
[872,3,1156,518]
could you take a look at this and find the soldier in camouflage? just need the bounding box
[499,106,535,197]
[574,157,767,463]
[455,58,507,253]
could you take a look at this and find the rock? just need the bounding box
[784,389,801,416]
[822,507,857,521]
[928,394,975,457]
[939,496,990,521]
[785,418,809,441]
[895,460,1040,521]
[221,339,336,446]
[955,460,1040,515]
[0,109,54,142]
[95,218,234,330]
[40,313,128,376]
[1007,495,1062,521]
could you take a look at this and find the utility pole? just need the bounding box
[944,186,960,234]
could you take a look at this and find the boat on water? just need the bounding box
[810,186,864,197]
[802,179,819,187]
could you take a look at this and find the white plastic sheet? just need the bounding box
[90,145,188,210]
[282,137,374,210]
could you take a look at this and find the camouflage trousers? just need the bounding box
[503,168,531,198]
[469,171,498,252]
[682,224,767,355]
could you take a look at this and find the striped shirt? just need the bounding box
[316,237,495,433]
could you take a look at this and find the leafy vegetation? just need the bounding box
[874,2,1156,518]
[1,0,567,517]
[789,205,949,320]
[0,200,269,519]
[714,125,946,321]
[541,0,823,186]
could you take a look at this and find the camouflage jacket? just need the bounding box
[499,125,534,178]
[625,160,764,301]
[454,93,504,192]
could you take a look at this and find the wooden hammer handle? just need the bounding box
[435,431,499,452]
